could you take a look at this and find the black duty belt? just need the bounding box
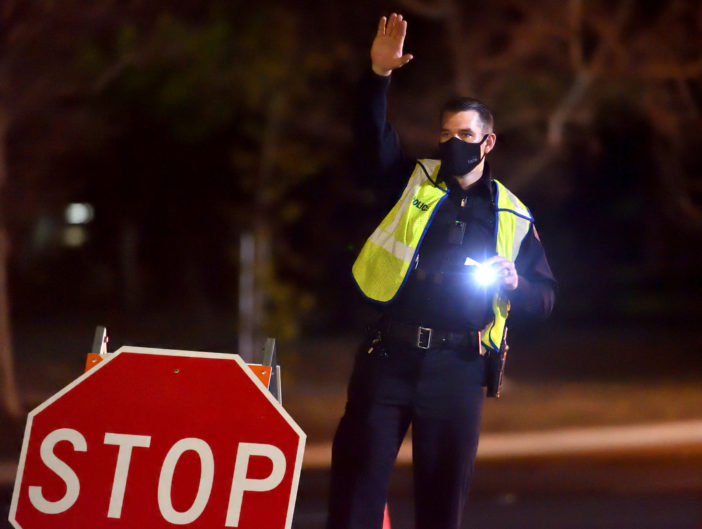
[384,320,481,351]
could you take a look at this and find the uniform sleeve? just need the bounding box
[510,224,557,318]
[353,71,414,191]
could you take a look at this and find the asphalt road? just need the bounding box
[292,465,702,529]
[293,492,702,529]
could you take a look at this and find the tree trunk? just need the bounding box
[248,91,286,360]
[238,231,256,363]
[0,108,23,419]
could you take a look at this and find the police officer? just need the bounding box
[326,13,556,529]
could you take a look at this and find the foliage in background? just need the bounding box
[2,0,702,344]
[4,1,357,343]
[385,0,702,323]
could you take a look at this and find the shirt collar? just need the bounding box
[440,162,494,201]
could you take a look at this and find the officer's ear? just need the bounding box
[484,133,496,154]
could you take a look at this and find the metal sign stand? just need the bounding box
[84,326,283,403]
[259,337,283,404]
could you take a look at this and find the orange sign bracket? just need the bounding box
[84,327,281,402]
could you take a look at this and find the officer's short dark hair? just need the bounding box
[440,97,494,133]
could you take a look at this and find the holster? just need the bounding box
[483,329,508,398]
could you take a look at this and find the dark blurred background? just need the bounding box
[1,1,702,526]
[2,0,701,349]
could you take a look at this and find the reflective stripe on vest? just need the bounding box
[352,160,533,352]
[483,180,533,352]
[352,159,446,303]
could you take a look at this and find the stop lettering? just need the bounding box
[9,347,306,529]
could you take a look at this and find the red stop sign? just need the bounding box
[9,347,306,529]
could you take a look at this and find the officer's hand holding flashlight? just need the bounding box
[483,255,518,291]
[465,256,518,291]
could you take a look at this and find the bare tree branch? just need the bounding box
[547,69,593,148]
[510,0,634,191]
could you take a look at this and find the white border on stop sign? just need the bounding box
[9,346,307,529]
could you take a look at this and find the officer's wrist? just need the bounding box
[371,64,392,77]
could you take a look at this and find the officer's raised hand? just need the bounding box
[371,13,414,77]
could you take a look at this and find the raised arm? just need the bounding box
[354,14,415,190]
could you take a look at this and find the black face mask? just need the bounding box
[438,135,489,177]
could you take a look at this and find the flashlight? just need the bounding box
[464,257,497,286]
[474,264,497,286]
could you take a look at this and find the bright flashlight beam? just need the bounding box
[464,257,497,286]
[474,264,497,286]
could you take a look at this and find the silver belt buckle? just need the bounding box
[417,326,433,349]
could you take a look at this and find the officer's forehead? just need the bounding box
[441,110,484,130]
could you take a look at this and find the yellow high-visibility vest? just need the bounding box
[352,158,533,352]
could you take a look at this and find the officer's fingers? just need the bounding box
[484,255,507,266]
[396,16,407,39]
[495,257,515,272]
[509,270,520,290]
[386,12,398,35]
[497,265,517,286]
[390,13,406,38]
[376,16,387,36]
[493,260,514,279]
